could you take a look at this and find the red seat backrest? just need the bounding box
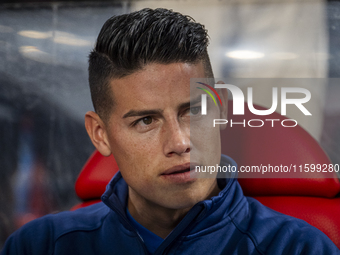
[221,101,340,198]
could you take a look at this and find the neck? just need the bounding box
[127,182,220,239]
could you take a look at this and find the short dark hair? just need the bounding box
[88,8,213,122]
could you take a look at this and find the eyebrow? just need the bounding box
[122,95,203,119]
[183,95,202,108]
[123,109,163,118]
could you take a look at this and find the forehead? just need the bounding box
[108,62,206,112]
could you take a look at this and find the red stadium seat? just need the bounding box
[73,101,340,248]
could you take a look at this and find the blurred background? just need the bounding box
[1,0,340,248]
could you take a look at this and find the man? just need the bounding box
[2,8,339,255]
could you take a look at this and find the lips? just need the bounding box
[161,163,196,175]
[160,163,199,183]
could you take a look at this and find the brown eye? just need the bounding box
[190,107,200,115]
[142,116,152,125]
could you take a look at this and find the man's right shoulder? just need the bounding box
[1,202,110,255]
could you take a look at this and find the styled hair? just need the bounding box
[88,8,213,121]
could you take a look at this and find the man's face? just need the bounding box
[104,62,223,210]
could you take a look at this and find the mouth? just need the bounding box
[161,163,198,183]
[161,163,197,175]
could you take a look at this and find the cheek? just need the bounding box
[109,131,160,178]
[190,116,222,167]
[191,112,221,147]
[204,129,222,163]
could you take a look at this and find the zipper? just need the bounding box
[103,195,150,255]
[153,204,205,255]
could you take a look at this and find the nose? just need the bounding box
[163,119,190,157]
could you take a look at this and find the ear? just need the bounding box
[84,111,112,157]
[216,80,228,130]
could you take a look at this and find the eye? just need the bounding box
[141,116,152,125]
[132,116,153,127]
[189,106,201,115]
